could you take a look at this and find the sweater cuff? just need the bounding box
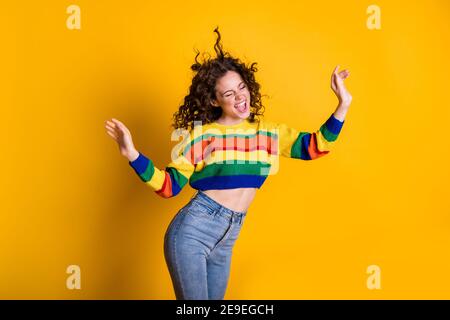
[128,152,150,175]
[326,113,345,135]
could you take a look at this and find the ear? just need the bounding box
[211,99,220,107]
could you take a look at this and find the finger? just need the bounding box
[334,71,341,83]
[112,118,125,127]
[106,125,121,136]
[106,120,116,127]
[105,124,116,131]
[106,125,116,133]
[338,72,348,80]
[333,65,340,74]
[331,71,337,87]
[106,130,118,140]
[331,73,338,89]
[111,118,123,128]
[107,120,124,132]
[112,118,128,132]
[106,128,119,138]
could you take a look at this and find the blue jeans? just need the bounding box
[163,190,247,300]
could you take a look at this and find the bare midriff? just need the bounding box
[202,188,257,213]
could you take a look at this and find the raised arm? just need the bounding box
[274,64,352,159]
[105,118,195,198]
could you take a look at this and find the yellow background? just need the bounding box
[2,0,450,299]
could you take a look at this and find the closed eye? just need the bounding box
[224,83,246,97]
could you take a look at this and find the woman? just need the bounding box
[105,27,352,300]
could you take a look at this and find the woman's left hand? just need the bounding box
[331,65,352,106]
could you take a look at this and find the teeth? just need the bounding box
[235,101,246,108]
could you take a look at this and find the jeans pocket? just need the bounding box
[187,200,217,219]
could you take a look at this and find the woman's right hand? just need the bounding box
[105,118,139,162]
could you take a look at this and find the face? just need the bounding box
[211,70,251,124]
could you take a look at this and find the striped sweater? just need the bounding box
[129,113,344,198]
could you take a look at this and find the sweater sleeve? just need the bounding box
[277,113,345,160]
[128,131,195,198]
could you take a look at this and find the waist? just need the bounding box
[190,189,253,216]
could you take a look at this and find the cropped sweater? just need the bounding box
[128,113,344,198]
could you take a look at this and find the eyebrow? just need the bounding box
[221,81,245,95]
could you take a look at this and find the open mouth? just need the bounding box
[234,100,247,113]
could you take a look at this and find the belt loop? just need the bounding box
[214,207,220,218]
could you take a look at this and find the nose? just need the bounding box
[235,93,245,101]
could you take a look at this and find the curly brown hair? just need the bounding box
[172,26,266,130]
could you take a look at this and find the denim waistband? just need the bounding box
[190,190,247,221]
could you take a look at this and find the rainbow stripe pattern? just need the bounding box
[129,113,344,198]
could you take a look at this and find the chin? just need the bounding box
[240,113,250,119]
[231,111,250,120]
